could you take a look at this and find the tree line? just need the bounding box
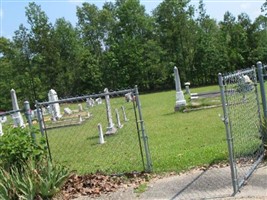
[1,0,267,110]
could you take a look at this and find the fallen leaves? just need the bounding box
[59,172,152,199]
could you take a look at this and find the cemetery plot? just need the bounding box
[184,91,222,112]
[37,89,146,174]
[44,105,92,130]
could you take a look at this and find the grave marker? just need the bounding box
[10,89,24,127]
[96,98,102,105]
[121,106,129,122]
[97,123,105,144]
[78,104,83,112]
[104,88,117,135]
[115,108,123,128]
[48,89,62,120]
[174,67,186,111]
[64,107,72,115]
[185,82,191,94]
[86,98,95,107]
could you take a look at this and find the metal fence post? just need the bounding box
[36,102,45,137]
[134,85,153,172]
[24,101,36,141]
[218,73,238,195]
[36,101,52,161]
[257,61,267,119]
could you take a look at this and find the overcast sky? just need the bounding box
[0,0,265,39]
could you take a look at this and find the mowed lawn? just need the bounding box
[140,86,228,172]
[43,85,229,174]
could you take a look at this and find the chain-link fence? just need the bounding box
[219,68,265,194]
[0,109,24,136]
[257,61,267,141]
[35,87,152,175]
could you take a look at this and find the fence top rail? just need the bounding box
[36,88,135,106]
[0,109,23,117]
[223,68,255,81]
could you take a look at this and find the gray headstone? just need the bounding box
[185,82,191,94]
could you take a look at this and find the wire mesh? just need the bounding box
[222,68,264,190]
[35,88,146,175]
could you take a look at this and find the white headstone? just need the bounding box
[96,98,102,105]
[48,89,62,120]
[64,107,72,115]
[174,67,186,111]
[115,108,123,129]
[78,115,83,123]
[86,98,95,107]
[104,88,117,135]
[121,106,129,122]
[78,104,83,112]
[10,89,24,127]
[98,123,105,144]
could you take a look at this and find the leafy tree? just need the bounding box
[153,0,198,84]
[53,18,81,96]
[219,11,250,71]
[193,0,225,85]
[248,15,267,64]
[76,3,104,93]
[0,37,15,110]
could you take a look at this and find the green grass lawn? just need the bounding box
[140,87,228,172]
[41,85,230,174]
[1,83,264,175]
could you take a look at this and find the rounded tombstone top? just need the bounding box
[48,89,57,95]
[184,82,190,86]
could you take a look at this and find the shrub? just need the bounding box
[0,127,70,199]
[0,127,47,170]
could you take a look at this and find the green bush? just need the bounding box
[0,127,70,199]
[0,127,47,170]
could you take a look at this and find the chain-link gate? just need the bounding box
[219,68,265,195]
[35,86,152,174]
